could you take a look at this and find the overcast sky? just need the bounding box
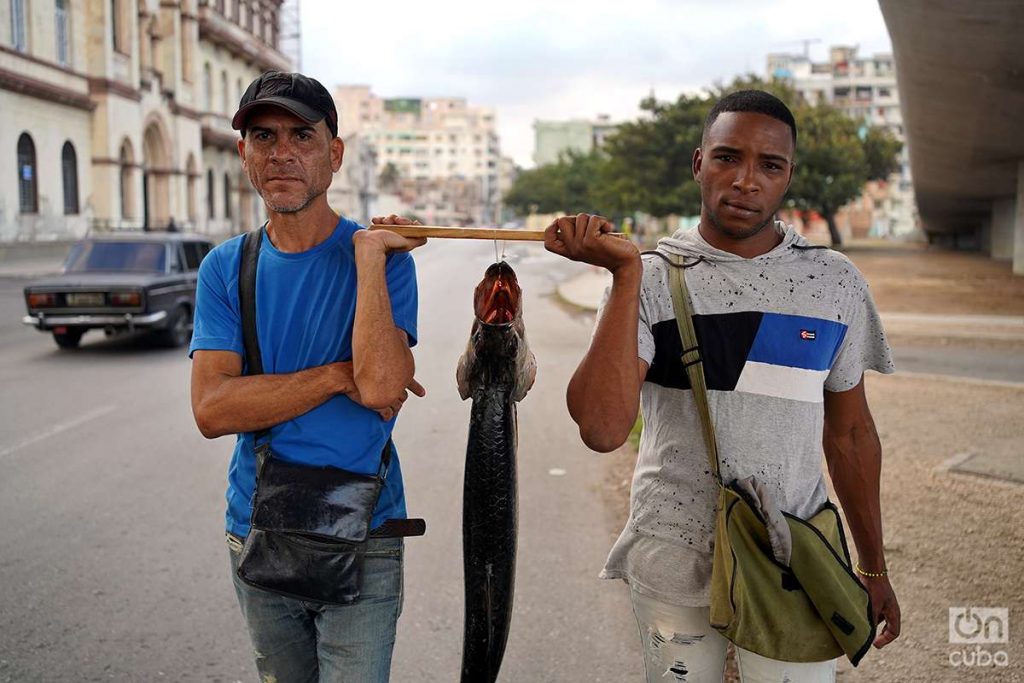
[301,0,893,168]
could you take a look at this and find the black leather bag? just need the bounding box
[232,227,393,605]
[236,442,390,604]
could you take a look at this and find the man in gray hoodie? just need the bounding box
[544,90,900,682]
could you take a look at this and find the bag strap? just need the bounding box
[239,227,270,459]
[237,224,392,477]
[666,253,722,483]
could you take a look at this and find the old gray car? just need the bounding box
[22,233,214,349]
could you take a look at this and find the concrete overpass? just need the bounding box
[879,0,1024,274]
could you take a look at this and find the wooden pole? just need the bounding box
[368,225,628,241]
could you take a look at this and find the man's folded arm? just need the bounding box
[190,349,354,438]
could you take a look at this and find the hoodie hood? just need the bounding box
[656,220,815,264]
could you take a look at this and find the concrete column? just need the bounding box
[990,198,1015,259]
[1016,160,1024,276]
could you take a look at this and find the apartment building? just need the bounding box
[333,85,507,225]
[1,0,293,242]
[532,114,620,167]
[767,45,917,237]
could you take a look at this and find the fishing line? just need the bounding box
[492,239,507,264]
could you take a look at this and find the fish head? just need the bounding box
[473,261,521,325]
[456,261,537,402]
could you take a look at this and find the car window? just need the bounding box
[168,244,184,273]
[182,242,206,271]
[65,242,167,273]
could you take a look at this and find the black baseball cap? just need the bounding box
[231,71,338,138]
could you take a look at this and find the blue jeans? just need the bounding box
[228,534,404,683]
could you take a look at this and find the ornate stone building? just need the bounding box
[0,0,293,242]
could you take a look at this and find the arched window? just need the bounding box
[55,0,71,66]
[206,169,215,219]
[17,133,37,214]
[223,172,232,219]
[11,0,27,51]
[61,141,79,215]
[119,139,134,220]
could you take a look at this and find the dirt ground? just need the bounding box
[839,242,1024,316]
[600,245,1024,681]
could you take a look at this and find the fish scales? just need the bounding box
[456,261,536,683]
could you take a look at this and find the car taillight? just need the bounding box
[27,293,56,308]
[109,291,142,306]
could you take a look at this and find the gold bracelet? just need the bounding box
[855,563,888,578]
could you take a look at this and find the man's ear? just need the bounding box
[785,161,796,192]
[692,147,703,182]
[332,137,345,172]
[237,137,247,170]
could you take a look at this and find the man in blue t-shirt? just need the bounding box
[189,71,426,682]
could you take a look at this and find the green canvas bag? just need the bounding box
[665,253,876,666]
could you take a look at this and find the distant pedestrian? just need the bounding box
[188,70,426,682]
[545,90,900,682]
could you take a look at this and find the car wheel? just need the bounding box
[52,329,85,349]
[156,305,192,348]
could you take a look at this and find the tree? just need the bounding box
[502,161,568,216]
[598,93,706,218]
[378,162,400,193]
[502,151,608,217]
[788,105,869,246]
[862,126,902,181]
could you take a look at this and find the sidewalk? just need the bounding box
[0,256,66,279]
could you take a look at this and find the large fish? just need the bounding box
[456,261,537,682]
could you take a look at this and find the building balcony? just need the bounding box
[0,45,92,110]
[197,5,291,73]
[201,112,238,150]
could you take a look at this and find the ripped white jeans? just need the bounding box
[631,588,837,683]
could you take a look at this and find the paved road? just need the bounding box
[889,344,1024,384]
[0,240,642,682]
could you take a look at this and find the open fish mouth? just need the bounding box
[457,261,536,403]
[474,262,521,325]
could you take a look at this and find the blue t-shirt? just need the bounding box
[189,216,418,538]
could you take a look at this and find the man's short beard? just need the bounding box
[706,199,785,240]
[262,186,324,214]
[708,211,775,240]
